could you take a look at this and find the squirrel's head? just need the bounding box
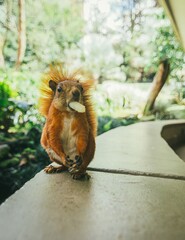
[49,79,84,112]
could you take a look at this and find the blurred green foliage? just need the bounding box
[1,0,185,82]
[150,10,185,82]
[0,69,44,132]
[0,81,17,132]
[1,0,84,70]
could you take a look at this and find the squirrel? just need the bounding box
[39,65,97,180]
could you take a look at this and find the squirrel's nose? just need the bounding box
[72,90,80,100]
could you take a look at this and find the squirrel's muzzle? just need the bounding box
[72,90,80,101]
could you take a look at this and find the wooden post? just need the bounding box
[143,60,170,115]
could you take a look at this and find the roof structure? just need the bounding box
[159,0,185,49]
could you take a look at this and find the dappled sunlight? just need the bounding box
[94,81,149,118]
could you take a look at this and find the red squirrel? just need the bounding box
[39,65,97,180]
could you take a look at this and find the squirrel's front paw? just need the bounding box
[67,155,82,173]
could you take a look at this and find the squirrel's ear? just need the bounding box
[49,80,57,92]
[77,82,83,92]
[79,85,83,92]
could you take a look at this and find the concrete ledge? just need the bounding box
[1,171,185,240]
[90,120,185,177]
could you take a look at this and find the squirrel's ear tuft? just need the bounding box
[49,80,57,92]
[77,82,83,92]
[79,85,83,92]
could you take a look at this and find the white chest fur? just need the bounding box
[61,116,77,158]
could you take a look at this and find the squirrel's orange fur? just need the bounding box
[39,64,97,180]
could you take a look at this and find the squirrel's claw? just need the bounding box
[72,172,90,181]
[66,156,74,167]
[67,155,82,173]
[44,164,67,174]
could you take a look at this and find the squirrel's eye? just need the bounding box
[57,87,62,93]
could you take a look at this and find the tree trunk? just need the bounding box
[0,0,12,68]
[143,60,170,115]
[16,0,26,69]
[0,37,5,68]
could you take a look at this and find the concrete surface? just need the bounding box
[0,171,185,240]
[90,120,185,178]
[0,120,185,240]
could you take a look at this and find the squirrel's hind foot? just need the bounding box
[72,172,90,181]
[44,164,67,174]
